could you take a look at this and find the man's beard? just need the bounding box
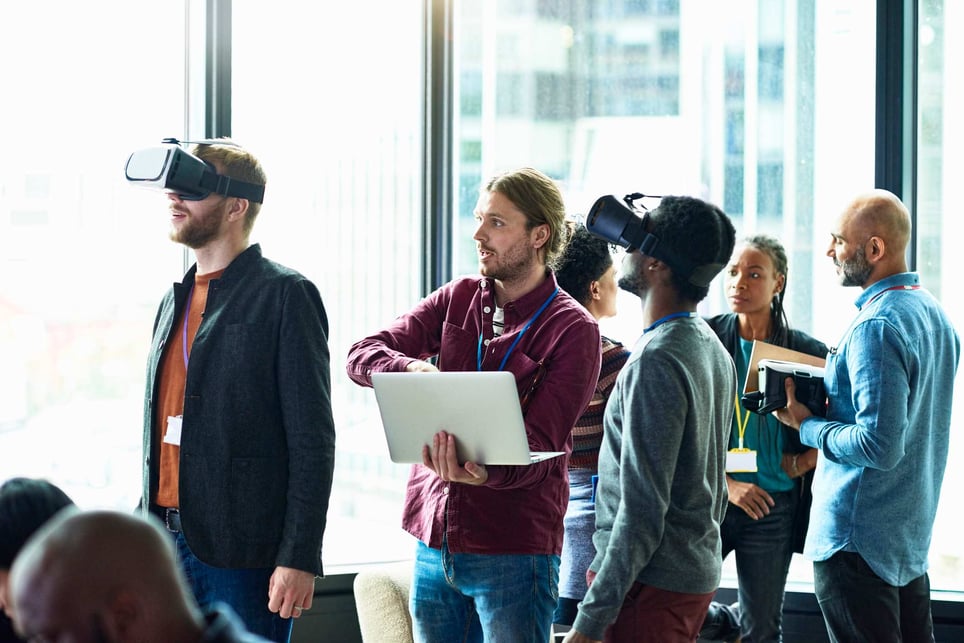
[169,202,227,250]
[838,245,873,287]
[481,239,537,283]
[618,268,647,298]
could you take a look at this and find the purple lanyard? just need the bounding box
[182,286,194,368]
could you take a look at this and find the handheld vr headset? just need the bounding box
[741,359,827,416]
[586,193,724,288]
[124,138,265,203]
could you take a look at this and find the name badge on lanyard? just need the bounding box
[164,415,183,446]
[726,448,757,472]
[726,392,757,472]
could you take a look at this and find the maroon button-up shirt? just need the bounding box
[347,273,601,554]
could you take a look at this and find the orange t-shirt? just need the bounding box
[154,269,223,509]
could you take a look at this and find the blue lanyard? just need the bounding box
[643,311,696,334]
[477,287,559,371]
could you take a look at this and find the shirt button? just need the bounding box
[483,339,491,346]
[483,306,491,313]
[443,486,450,495]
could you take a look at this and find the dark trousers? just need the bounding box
[701,491,797,642]
[172,531,294,643]
[814,551,934,643]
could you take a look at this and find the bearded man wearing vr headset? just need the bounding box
[132,139,335,643]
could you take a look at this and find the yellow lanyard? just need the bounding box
[733,392,751,450]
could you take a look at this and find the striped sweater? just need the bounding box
[569,337,631,469]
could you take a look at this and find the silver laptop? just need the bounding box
[371,371,565,465]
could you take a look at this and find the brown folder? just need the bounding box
[742,340,827,394]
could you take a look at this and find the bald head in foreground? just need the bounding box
[9,510,270,643]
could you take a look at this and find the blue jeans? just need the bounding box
[411,539,559,643]
[554,468,597,626]
[173,531,293,643]
[814,551,933,643]
[701,491,796,642]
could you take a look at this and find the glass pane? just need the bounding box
[231,1,424,567]
[918,0,963,593]
[0,2,187,509]
[452,0,877,589]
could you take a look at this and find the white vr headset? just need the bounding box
[124,138,265,203]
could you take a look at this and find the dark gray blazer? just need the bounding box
[141,244,335,574]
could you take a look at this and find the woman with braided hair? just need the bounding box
[700,235,829,643]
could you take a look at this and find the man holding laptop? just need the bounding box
[347,167,600,643]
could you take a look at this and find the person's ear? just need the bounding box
[589,280,602,301]
[226,197,249,223]
[530,224,550,249]
[774,274,786,297]
[866,235,886,262]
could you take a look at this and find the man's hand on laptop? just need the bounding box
[423,430,489,485]
[406,360,439,373]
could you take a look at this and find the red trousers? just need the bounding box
[586,570,715,643]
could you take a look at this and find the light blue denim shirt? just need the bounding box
[800,272,960,586]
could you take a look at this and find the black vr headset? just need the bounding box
[585,193,724,288]
[124,138,265,203]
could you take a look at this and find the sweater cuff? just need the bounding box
[571,611,609,641]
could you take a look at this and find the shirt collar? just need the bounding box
[480,270,559,318]
[855,272,919,310]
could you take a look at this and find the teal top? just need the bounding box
[729,338,794,493]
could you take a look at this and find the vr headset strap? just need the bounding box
[198,172,266,203]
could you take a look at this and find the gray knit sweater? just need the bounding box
[572,317,736,639]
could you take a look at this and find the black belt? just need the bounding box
[163,507,182,532]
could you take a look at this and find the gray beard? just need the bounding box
[838,247,873,287]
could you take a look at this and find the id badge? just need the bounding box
[164,415,183,446]
[726,448,757,473]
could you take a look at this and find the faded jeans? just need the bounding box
[411,538,559,643]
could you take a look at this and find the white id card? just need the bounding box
[726,448,757,473]
[164,415,183,446]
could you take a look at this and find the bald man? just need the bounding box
[9,510,270,643]
[775,189,960,642]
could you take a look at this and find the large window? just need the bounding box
[231,1,424,567]
[0,2,186,510]
[452,0,877,345]
[918,0,963,596]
